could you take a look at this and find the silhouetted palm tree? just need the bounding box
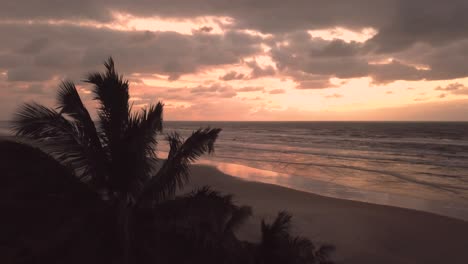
[10,58,228,263]
[7,58,335,264]
[257,211,335,264]
[136,187,253,263]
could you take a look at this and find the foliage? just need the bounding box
[5,58,334,264]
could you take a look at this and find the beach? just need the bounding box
[161,121,468,221]
[182,164,468,264]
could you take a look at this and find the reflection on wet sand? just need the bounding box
[199,159,290,183]
[198,160,468,221]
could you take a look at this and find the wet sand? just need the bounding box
[182,164,468,264]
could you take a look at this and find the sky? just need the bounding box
[1,0,468,121]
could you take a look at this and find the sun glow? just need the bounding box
[308,27,377,43]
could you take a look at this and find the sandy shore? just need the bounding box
[181,164,468,264]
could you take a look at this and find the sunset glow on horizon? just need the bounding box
[2,1,468,121]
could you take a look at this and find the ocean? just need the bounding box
[162,121,468,221]
[2,121,468,220]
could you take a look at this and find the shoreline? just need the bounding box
[182,164,468,264]
[197,159,468,222]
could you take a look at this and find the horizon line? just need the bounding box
[1,120,468,123]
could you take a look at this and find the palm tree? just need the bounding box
[7,58,335,264]
[136,187,253,264]
[257,211,335,264]
[10,58,230,263]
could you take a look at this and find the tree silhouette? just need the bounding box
[257,211,335,264]
[7,58,334,264]
[10,58,228,263]
[136,187,253,263]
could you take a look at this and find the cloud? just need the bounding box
[325,93,343,98]
[414,98,429,102]
[190,83,237,98]
[2,0,468,120]
[286,71,335,89]
[198,26,213,33]
[7,67,55,82]
[367,0,468,53]
[164,98,468,121]
[435,83,468,96]
[219,71,246,81]
[368,60,426,84]
[0,1,393,31]
[271,32,370,83]
[245,60,276,78]
[0,23,263,82]
[1,1,468,87]
[268,88,285,94]
[236,86,264,92]
[270,32,436,85]
[164,100,253,121]
[18,37,49,54]
[435,83,465,91]
[452,88,468,95]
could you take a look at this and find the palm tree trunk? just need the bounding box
[118,199,134,264]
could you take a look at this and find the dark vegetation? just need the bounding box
[0,58,334,264]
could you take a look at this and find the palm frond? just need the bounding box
[127,102,163,159]
[151,186,246,245]
[11,103,101,183]
[136,186,251,263]
[84,57,129,154]
[57,80,100,141]
[224,205,252,234]
[11,103,77,139]
[289,236,315,262]
[261,211,292,241]
[57,80,108,187]
[259,211,335,264]
[120,103,164,197]
[138,128,221,205]
[314,244,335,264]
